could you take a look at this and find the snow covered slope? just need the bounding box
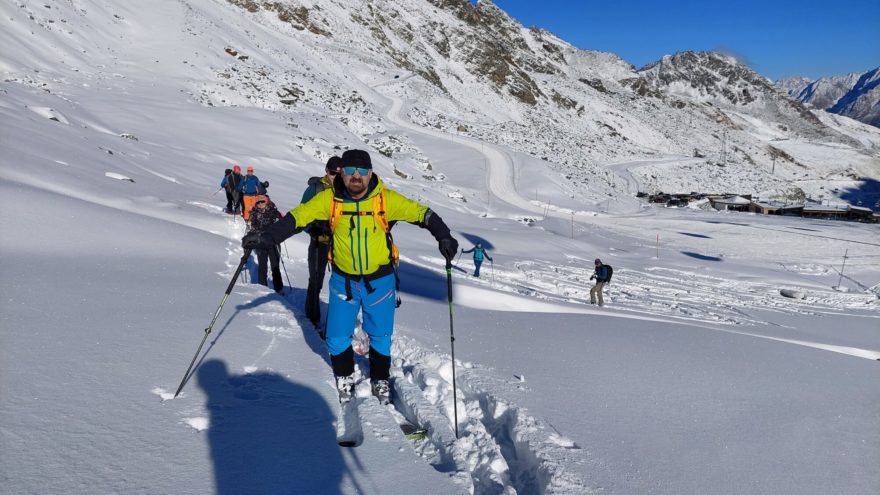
[1,1,879,494]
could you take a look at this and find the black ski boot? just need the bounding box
[371,379,391,405]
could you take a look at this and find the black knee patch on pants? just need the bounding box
[369,348,391,381]
[331,346,355,377]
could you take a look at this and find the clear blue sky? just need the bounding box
[491,0,880,80]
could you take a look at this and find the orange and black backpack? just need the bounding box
[327,189,402,306]
[327,189,399,266]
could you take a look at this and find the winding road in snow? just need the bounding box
[383,95,540,213]
[375,83,880,363]
[382,90,692,219]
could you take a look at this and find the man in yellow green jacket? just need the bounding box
[243,149,459,405]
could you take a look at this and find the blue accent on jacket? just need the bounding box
[463,246,491,262]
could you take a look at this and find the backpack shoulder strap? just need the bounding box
[372,190,389,233]
[329,194,343,233]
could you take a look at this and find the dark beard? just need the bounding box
[346,178,367,196]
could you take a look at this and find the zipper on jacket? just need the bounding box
[355,201,364,276]
[364,228,369,269]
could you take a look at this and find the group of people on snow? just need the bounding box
[237,149,458,405]
[221,149,611,406]
[220,165,268,220]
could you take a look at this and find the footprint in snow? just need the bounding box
[183,417,210,432]
[151,387,175,402]
[547,432,580,449]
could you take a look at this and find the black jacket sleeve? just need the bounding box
[263,213,298,244]
[421,209,452,241]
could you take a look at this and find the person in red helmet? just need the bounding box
[221,165,243,214]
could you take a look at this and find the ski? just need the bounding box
[388,372,458,446]
[398,417,428,442]
[376,380,429,443]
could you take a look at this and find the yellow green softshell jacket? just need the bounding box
[288,175,427,277]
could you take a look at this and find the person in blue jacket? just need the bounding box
[462,242,492,277]
[239,165,266,221]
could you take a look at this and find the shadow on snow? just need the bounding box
[681,251,723,262]
[458,232,496,251]
[197,359,361,495]
[397,260,451,301]
[176,257,330,394]
[839,177,880,212]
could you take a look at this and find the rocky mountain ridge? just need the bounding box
[3,0,878,205]
[779,68,880,128]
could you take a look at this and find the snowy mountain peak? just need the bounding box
[779,67,880,128]
[1,0,878,205]
[639,51,780,106]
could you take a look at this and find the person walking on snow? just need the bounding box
[239,165,266,221]
[462,242,492,277]
[590,258,610,306]
[300,156,342,328]
[221,165,243,214]
[247,195,284,293]
[242,149,459,405]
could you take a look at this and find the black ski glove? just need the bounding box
[242,232,273,250]
[438,237,459,261]
[310,221,332,238]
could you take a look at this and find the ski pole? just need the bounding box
[201,187,222,203]
[278,244,292,289]
[490,259,495,283]
[239,255,249,284]
[173,248,252,398]
[445,257,460,438]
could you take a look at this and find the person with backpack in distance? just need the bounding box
[221,165,243,214]
[247,195,284,293]
[589,258,612,306]
[221,168,233,213]
[300,156,342,328]
[239,165,266,221]
[242,149,459,405]
[462,242,492,277]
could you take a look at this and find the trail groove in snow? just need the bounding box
[389,336,597,494]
